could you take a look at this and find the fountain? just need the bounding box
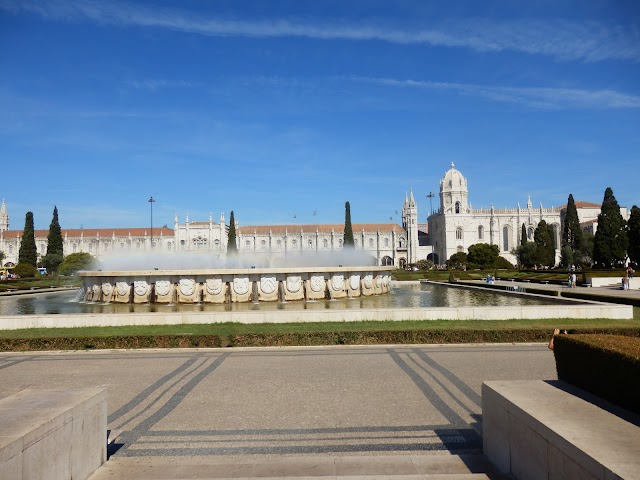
[78,266,394,305]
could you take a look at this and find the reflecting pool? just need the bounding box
[0,283,568,316]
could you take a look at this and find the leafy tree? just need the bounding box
[447,251,467,269]
[561,194,583,267]
[494,256,515,270]
[18,211,37,267]
[343,201,354,247]
[593,187,628,268]
[514,242,538,268]
[13,262,39,278]
[467,243,499,268]
[227,210,237,254]
[42,253,64,272]
[415,259,433,270]
[58,252,95,276]
[0,250,5,267]
[534,220,556,267]
[627,205,640,267]
[579,232,595,267]
[520,223,527,246]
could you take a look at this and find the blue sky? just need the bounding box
[1,0,639,231]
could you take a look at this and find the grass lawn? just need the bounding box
[1,309,638,341]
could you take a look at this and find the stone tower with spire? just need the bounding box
[0,199,9,232]
[402,189,419,264]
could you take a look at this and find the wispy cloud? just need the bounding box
[2,0,639,63]
[123,79,201,91]
[354,77,640,110]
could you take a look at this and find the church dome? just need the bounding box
[441,162,467,192]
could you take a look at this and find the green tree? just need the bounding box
[58,252,95,276]
[520,223,527,246]
[467,243,499,268]
[514,242,538,268]
[561,194,583,267]
[43,206,64,272]
[227,210,237,254]
[0,250,5,267]
[627,205,640,267]
[343,201,354,247]
[18,211,37,267]
[593,187,628,268]
[534,220,555,267]
[13,262,39,278]
[447,251,468,269]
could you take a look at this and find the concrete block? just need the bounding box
[509,413,547,480]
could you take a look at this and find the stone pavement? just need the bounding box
[0,345,554,478]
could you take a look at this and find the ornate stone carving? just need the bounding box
[116,282,129,297]
[349,275,360,290]
[331,275,344,291]
[101,283,113,297]
[287,275,302,293]
[261,276,277,294]
[309,275,324,292]
[156,280,171,296]
[179,278,196,296]
[363,274,373,289]
[233,277,250,295]
[206,278,223,295]
[92,284,100,295]
[134,281,148,296]
[375,276,383,287]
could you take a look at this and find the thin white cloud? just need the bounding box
[123,79,201,91]
[2,0,639,63]
[355,77,640,110]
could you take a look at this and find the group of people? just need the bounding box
[485,274,496,285]
[566,272,577,288]
[621,266,635,290]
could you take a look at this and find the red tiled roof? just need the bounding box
[561,201,601,209]
[237,223,404,235]
[1,227,174,239]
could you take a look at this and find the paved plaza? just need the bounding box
[0,344,556,461]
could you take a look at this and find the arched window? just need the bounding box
[277,239,282,247]
[455,201,461,214]
[261,240,266,248]
[136,242,141,248]
[120,243,124,249]
[323,238,328,248]
[308,239,313,248]
[167,242,172,250]
[8,245,13,254]
[214,239,220,247]
[245,240,251,247]
[381,256,393,266]
[503,226,510,251]
[292,238,297,246]
[456,227,463,240]
[384,238,389,247]
[338,239,343,247]
[355,239,358,246]
[399,238,405,248]
[528,227,534,240]
[73,244,77,253]
[478,225,484,240]
[369,238,374,248]
[457,245,464,253]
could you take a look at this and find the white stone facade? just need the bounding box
[423,164,630,266]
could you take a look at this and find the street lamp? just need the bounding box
[148,196,156,249]
[426,192,435,215]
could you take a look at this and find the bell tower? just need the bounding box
[0,199,9,232]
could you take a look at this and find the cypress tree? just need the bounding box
[627,205,640,267]
[18,211,38,267]
[520,223,527,245]
[593,187,628,268]
[534,220,555,267]
[343,201,354,247]
[227,210,237,254]
[46,206,63,255]
[561,194,583,263]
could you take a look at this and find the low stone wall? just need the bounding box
[482,380,640,479]
[0,388,107,480]
[0,302,632,330]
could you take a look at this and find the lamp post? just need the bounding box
[148,196,156,249]
[426,192,435,215]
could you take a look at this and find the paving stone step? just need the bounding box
[89,454,500,479]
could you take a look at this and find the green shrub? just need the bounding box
[494,256,516,270]
[58,252,96,276]
[13,263,39,278]
[553,334,640,414]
